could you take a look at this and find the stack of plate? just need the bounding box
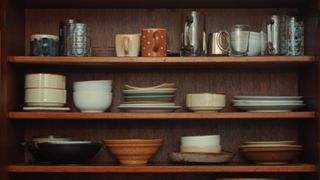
[240,141,302,164]
[118,83,181,112]
[232,96,305,112]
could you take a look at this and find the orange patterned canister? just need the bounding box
[141,28,167,57]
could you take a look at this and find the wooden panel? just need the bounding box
[8,56,316,69]
[8,112,316,120]
[7,164,317,173]
[17,0,308,8]
[24,8,301,56]
[8,173,301,180]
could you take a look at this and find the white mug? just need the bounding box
[115,34,141,57]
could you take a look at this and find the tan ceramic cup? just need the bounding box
[115,34,141,57]
[141,28,167,57]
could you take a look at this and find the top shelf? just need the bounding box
[14,0,309,8]
[8,56,316,69]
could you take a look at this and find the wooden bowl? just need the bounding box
[240,146,302,164]
[104,139,163,165]
[104,139,163,145]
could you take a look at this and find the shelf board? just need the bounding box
[9,112,316,120]
[8,164,317,173]
[19,0,307,8]
[8,56,316,68]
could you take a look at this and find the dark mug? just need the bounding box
[30,34,59,56]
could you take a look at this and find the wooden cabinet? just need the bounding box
[1,0,319,179]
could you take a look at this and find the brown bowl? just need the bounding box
[104,139,163,165]
[240,146,302,164]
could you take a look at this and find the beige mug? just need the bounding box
[115,34,141,57]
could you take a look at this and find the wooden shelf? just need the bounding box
[9,112,316,120]
[19,0,307,8]
[8,164,317,173]
[8,56,316,68]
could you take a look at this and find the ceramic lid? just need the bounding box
[31,34,59,41]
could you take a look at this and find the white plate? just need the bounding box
[243,141,296,145]
[233,96,303,100]
[232,100,304,105]
[187,106,224,112]
[119,103,176,106]
[124,95,175,102]
[117,106,181,112]
[234,102,304,106]
[123,88,176,95]
[169,151,234,164]
[234,104,305,112]
[240,144,302,148]
[23,106,70,112]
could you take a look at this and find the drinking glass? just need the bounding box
[230,24,250,56]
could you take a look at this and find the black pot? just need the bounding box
[24,141,48,163]
[25,141,101,164]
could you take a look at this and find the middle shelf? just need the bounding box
[8,112,316,120]
[7,164,317,173]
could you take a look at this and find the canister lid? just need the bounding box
[31,34,59,41]
[60,19,78,25]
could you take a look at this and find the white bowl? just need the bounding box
[73,80,112,92]
[73,91,112,112]
[25,89,66,107]
[181,135,220,146]
[248,32,261,56]
[25,73,66,89]
[180,145,222,153]
[186,93,226,107]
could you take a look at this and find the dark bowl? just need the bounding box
[25,141,47,163]
[26,141,102,164]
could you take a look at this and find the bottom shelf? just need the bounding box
[7,164,317,173]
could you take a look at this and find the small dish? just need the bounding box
[240,145,302,164]
[122,88,176,95]
[23,106,70,112]
[124,83,176,90]
[124,95,175,102]
[117,105,181,112]
[233,96,303,100]
[243,141,296,145]
[169,151,234,164]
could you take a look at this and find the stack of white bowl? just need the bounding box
[24,73,68,111]
[180,135,221,153]
[73,80,112,112]
[186,93,226,112]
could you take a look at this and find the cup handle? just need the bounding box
[153,31,161,52]
[124,36,129,55]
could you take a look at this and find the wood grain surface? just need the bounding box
[7,164,317,173]
[1,3,319,180]
[9,112,316,120]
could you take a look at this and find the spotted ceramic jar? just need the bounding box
[287,17,304,56]
[141,28,167,57]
